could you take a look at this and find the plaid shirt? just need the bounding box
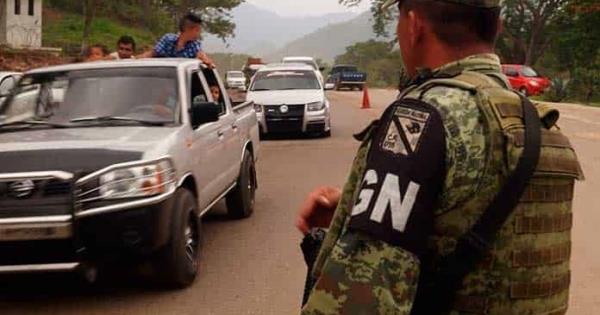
[153,33,203,58]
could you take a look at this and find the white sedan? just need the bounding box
[246,63,331,137]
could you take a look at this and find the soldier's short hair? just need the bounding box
[401,0,501,46]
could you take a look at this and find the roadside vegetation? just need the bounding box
[337,0,599,105]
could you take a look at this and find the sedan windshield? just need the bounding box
[283,60,318,70]
[0,67,179,126]
[228,72,244,78]
[250,70,320,91]
[521,66,540,77]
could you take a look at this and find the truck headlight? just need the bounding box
[98,159,176,199]
[307,101,325,111]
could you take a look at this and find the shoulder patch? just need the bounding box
[381,106,432,156]
[349,98,446,257]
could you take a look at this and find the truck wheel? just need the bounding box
[226,150,257,219]
[154,188,201,289]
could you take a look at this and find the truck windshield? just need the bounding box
[0,67,178,126]
[250,70,320,91]
[521,66,540,77]
[333,66,358,73]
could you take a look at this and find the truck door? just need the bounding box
[202,68,242,195]
[188,70,228,210]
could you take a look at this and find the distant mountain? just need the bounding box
[266,11,395,63]
[203,3,358,55]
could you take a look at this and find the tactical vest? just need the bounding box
[405,71,584,315]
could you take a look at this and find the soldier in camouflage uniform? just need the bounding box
[296,0,583,314]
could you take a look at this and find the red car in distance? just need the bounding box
[501,64,551,96]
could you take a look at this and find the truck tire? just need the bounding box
[154,188,201,289]
[226,150,257,219]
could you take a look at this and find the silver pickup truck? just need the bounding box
[0,59,260,288]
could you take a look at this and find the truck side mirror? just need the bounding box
[190,101,220,128]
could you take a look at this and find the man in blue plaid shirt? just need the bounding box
[141,13,215,68]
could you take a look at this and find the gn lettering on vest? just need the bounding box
[351,169,421,232]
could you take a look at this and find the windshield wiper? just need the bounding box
[0,120,69,129]
[70,116,168,126]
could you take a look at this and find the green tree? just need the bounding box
[551,0,600,102]
[498,0,572,65]
[47,0,244,46]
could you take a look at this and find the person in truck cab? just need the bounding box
[209,85,226,115]
[140,13,215,68]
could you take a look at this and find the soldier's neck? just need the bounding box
[422,42,495,71]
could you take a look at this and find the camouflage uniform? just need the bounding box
[301,53,583,315]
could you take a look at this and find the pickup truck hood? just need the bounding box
[246,89,324,105]
[0,127,179,173]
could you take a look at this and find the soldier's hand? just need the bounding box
[296,186,341,235]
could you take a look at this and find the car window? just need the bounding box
[521,66,539,77]
[283,60,318,70]
[0,76,16,95]
[1,68,179,124]
[333,66,358,73]
[504,67,519,77]
[250,70,320,91]
[191,71,208,105]
[202,69,227,116]
[227,72,244,78]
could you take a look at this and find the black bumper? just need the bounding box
[0,196,176,266]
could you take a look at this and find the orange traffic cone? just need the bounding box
[361,85,371,109]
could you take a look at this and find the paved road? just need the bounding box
[0,90,597,314]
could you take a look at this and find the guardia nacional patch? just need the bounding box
[349,98,446,257]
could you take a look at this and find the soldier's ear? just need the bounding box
[406,10,424,48]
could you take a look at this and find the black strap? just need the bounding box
[412,94,542,314]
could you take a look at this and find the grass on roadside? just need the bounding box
[43,9,159,55]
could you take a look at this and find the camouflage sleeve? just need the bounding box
[301,231,420,315]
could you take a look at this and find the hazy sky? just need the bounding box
[246,0,371,17]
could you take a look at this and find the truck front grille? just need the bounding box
[0,175,73,219]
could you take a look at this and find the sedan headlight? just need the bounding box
[98,159,176,199]
[254,103,263,113]
[530,81,540,87]
[307,101,325,111]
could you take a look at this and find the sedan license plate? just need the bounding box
[0,223,72,241]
